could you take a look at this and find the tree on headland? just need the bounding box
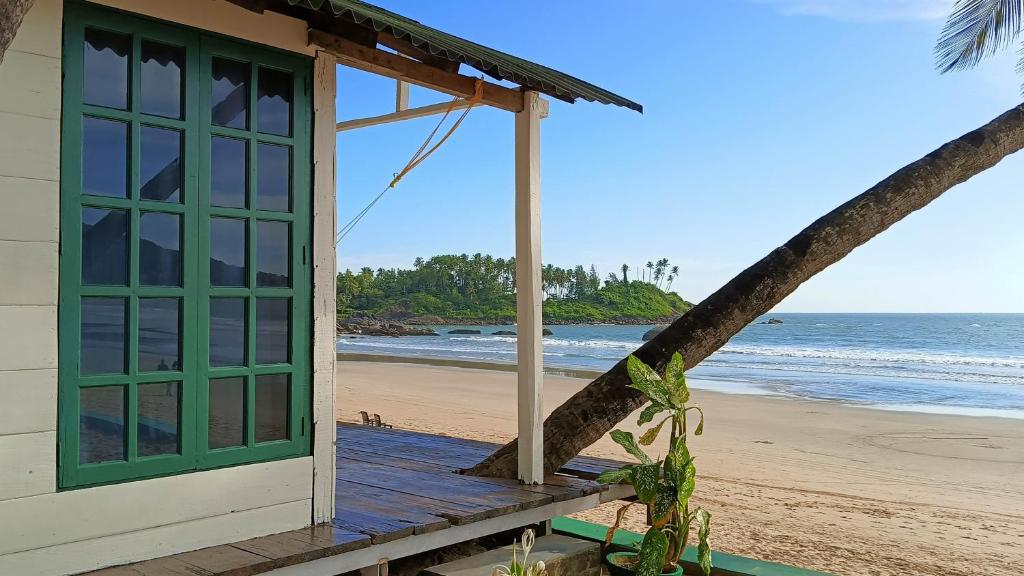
[467,3,1024,477]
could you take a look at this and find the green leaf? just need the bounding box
[639,416,671,446]
[610,430,653,465]
[665,353,689,407]
[677,459,696,503]
[635,527,669,576]
[626,356,670,406]
[690,406,705,436]
[596,465,634,485]
[651,486,676,528]
[631,463,661,504]
[637,402,667,426]
[696,508,713,576]
[664,437,691,485]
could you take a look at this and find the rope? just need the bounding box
[336,79,485,245]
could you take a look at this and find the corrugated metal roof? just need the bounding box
[289,0,642,113]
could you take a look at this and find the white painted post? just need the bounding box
[395,80,409,112]
[515,91,545,485]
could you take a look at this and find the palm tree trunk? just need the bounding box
[466,102,1024,478]
[0,0,35,65]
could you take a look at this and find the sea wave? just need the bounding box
[717,344,1024,369]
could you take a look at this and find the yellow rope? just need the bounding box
[336,79,485,245]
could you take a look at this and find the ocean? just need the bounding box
[336,313,1024,419]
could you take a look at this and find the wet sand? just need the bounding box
[336,358,1024,576]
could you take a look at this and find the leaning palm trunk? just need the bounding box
[0,0,35,65]
[467,102,1024,478]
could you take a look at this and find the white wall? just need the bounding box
[0,1,337,573]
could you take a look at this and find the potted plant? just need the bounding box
[597,353,713,576]
[492,528,548,576]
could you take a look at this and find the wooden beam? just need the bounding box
[515,91,544,485]
[395,80,409,112]
[376,33,461,74]
[309,29,523,113]
[336,100,473,132]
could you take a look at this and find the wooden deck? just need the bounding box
[87,423,629,576]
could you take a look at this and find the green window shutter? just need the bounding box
[59,2,312,488]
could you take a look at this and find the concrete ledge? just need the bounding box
[421,534,600,576]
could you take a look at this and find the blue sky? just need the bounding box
[334,0,1024,313]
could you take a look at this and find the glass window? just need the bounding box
[209,377,245,449]
[140,126,182,202]
[256,220,289,288]
[140,212,181,286]
[210,298,245,367]
[80,297,126,375]
[210,217,246,286]
[257,143,290,212]
[256,298,289,364]
[210,137,247,208]
[255,374,289,443]
[138,382,180,457]
[140,41,184,119]
[138,298,180,372]
[80,386,126,464]
[84,28,129,109]
[211,58,248,129]
[257,67,292,136]
[82,207,127,285]
[83,117,128,198]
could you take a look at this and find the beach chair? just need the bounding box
[372,413,393,428]
[359,411,372,426]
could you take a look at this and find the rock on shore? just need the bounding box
[338,316,438,337]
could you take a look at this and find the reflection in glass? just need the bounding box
[210,137,247,208]
[138,382,180,457]
[82,207,127,285]
[141,41,184,118]
[210,298,245,367]
[256,298,289,364]
[80,386,125,464]
[209,377,245,449]
[211,58,248,129]
[81,298,126,375]
[140,126,182,202]
[84,28,129,109]
[140,212,181,286]
[210,218,246,286]
[138,298,180,372]
[257,221,289,287]
[256,374,289,443]
[83,117,128,198]
[257,144,290,212]
[257,67,292,136]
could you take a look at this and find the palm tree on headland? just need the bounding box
[666,265,679,291]
[468,2,1024,478]
[620,264,629,284]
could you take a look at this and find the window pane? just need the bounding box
[256,221,289,287]
[256,143,290,212]
[255,374,289,443]
[140,41,184,118]
[84,28,129,109]
[210,217,246,286]
[140,126,182,202]
[138,382,180,457]
[211,58,248,129]
[83,117,128,198]
[81,297,126,375]
[82,207,127,285]
[256,298,289,364]
[138,298,180,372]
[140,212,181,286]
[209,377,245,449]
[210,298,245,367]
[80,386,126,464]
[257,67,292,136]
[210,137,247,208]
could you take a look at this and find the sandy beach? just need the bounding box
[336,359,1024,576]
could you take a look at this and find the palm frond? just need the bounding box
[936,0,1024,72]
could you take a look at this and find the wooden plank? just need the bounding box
[230,531,330,567]
[335,480,492,526]
[514,90,544,485]
[0,305,56,372]
[309,30,523,113]
[174,545,274,575]
[0,176,59,243]
[377,33,460,74]
[0,240,58,305]
[0,112,59,181]
[333,486,450,536]
[0,369,56,436]
[335,99,473,132]
[396,80,410,111]
[0,430,56,501]
[340,446,458,473]
[332,508,416,544]
[310,49,338,526]
[276,524,370,555]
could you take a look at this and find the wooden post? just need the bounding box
[395,80,409,112]
[515,91,545,485]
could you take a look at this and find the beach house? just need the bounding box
[0,0,640,573]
